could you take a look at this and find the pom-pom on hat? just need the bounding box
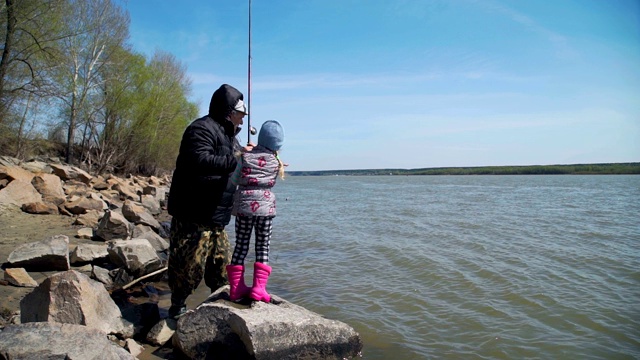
[258,120,284,151]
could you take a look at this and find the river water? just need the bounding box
[155,175,640,359]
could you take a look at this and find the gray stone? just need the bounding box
[73,209,104,228]
[132,226,169,252]
[70,243,109,264]
[63,196,104,215]
[140,194,162,215]
[31,173,66,205]
[146,318,177,346]
[95,209,132,241]
[122,200,160,231]
[174,287,363,360]
[107,238,163,277]
[20,270,134,337]
[6,234,70,271]
[0,322,135,359]
[4,267,38,287]
[21,160,53,174]
[91,265,113,287]
[49,163,93,184]
[0,179,43,209]
[21,201,59,214]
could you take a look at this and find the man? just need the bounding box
[166,84,247,318]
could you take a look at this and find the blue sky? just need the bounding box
[117,0,639,171]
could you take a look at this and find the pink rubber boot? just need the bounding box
[249,262,272,303]
[226,265,252,301]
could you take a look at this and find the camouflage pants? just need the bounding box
[168,217,231,302]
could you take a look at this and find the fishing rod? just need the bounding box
[247,0,257,144]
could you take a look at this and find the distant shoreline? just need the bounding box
[289,162,640,176]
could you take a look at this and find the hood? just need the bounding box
[208,84,244,120]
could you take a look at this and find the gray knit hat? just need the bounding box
[258,120,284,151]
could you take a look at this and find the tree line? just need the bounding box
[0,0,198,175]
[289,163,640,176]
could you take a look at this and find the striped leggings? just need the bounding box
[231,215,273,265]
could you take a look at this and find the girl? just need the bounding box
[227,120,285,302]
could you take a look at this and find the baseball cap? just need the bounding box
[234,99,248,115]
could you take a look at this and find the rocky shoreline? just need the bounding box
[0,155,363,359]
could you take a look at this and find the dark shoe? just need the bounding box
[168,305,186,319]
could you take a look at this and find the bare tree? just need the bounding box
[0,0,66,153]
[48,0,129,164]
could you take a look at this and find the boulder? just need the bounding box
[6,234,70,271]
[95,209,132,241]
[146,318,177,346]
[20,160,53,174]
[0,179,43,209]
[140,194,162,215]
[70,243,109,264]
[125,338,144,357]
[91,175,110,190]
[21,201,59,214]
[63,196,105,215]
[0,163,34,183]
[49,163,93,184]
[64,181,90,196]
[92,265,113,287]
[77,227,94,239]
[132,225,169,252]
[0,322,135,360]
[123,200,161,231]
[20,270,134,337]
[174,287,363,360]
[73,209,105,228]
[107,238,164,277]
[4,267,38,287]
[0,155,20,167]
[109,178,140,201]
[89,191,109,209]
[31,173,66,205]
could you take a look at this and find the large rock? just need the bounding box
[146,318,177,346]
[95,209,132,241]
[21,201,59,214]
[107,238,164,277]
[109,177,140,201]
[31,173,66,205]
[6,234,70,271]
[122,200,161,230]
[0,322,135,360]
[20,160,53,174]
[174,287,363,360]
[140,194,162,215]
[73,209,105,228]
[49,163,93,184]
[4,267,38,287]
[70,243,109,264]
[63,195,105,215]
[0,163,35,183]
[132,224,169,252]
[20,270,134,337]
[0,179,43,209]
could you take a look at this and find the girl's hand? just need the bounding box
[243,142,255,152]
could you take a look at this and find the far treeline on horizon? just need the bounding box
[288,162,640,176]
